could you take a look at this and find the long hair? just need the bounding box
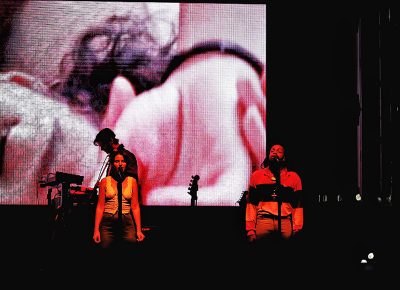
[261,156,268,169]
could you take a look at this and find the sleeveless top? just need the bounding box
[103,176,136,214]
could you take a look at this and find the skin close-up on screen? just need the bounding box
[0,1,266,206]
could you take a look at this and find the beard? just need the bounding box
[269,157,286,181]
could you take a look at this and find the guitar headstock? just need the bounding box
[187,175,200,199]
[236,190,248,207]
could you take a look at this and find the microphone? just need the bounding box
[270,156,281,178]
[272,156,280,163]
[118,166,124,180]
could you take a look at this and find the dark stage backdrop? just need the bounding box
[266,3,357,205]
[268,2,399,210]
[266,2,398,278]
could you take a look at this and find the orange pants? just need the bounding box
[255,214,293,240]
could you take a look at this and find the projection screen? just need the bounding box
[0,1,266,206]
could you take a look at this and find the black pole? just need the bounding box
[270,162,282,235]
[276,174,282,235]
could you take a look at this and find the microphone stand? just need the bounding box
[276,171,282,235]
[270,161,282,236]
[117,167,123,223]
[93,154,110,190]
[90,155,110,203]
[117,167,125,239]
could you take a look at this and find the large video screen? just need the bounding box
[0,1,266,206]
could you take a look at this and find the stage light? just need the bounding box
[386,195,392,205]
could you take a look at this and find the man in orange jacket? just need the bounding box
[246,144,303,243]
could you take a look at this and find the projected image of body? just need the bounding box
[0,2,266,206]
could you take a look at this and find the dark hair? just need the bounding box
[109,150,129,164]
[109,150,130,178]
[261,157,268,168]
[59,14,177,113]
[93,127,118,145]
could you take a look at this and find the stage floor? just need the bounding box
[0,204,396,283]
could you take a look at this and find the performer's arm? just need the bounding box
[93,178,106,243]
[130,178,145,242]
[291,174,304,232]
[245,184,258,241]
